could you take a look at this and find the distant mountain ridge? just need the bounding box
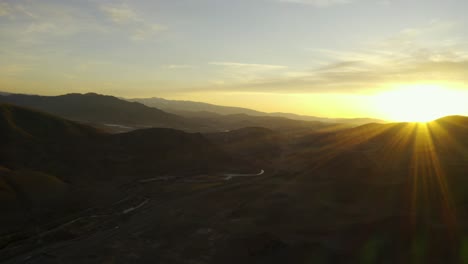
[130,97,385,125]
[129,97,265,116]
[0,103,253,180]
[0,93,194,131]
[0,92,350,134]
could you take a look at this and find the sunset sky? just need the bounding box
[1,0,468,120]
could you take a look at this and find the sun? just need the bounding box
[374,84,466,123]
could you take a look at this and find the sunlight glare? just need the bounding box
[374,85,466,122]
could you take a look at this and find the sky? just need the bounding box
[1,0,468,120]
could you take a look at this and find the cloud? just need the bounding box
[209,62,288,83]
[131,23,167,41]
[101,4,139,24]
[316,60,364,72]
[260,54,468,93]
[100,3,167,41]
[0,2,111,45]
[25,22,57,34]
[202,58,468,94]
[165,64,194,70]
[0,2,12,17]
[0,64,31,77]
[14,4,39,19]
[76,60,112,73]
[210,62,287,70]
[0,2,40,19]
[371,20,458,54]
[278,0,352,7]
[196,21,468,94]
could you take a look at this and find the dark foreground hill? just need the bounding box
[206,127,285,166]
[2,104,468,263]
[0,104,252,239]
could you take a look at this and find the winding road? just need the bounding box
[223,169,265,180]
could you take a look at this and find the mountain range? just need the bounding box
[1,92,468,263]
[130,96,385,125]
[0,92,351,134]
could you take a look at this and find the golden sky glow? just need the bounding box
[1,0,468,120]
[374,85,468,122]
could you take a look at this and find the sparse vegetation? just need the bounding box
[1,98,468,263]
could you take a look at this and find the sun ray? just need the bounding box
[312,123,396,169]
[409,123,458,236]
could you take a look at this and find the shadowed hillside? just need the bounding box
[0,167,72,236]
[0,103,101,141]
[0,104,253,242]
[206,127,284,166]
[2,102,468,263]
[0,104,251,181]
[0,93,191,131]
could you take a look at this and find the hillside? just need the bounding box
[0,93,345,134]
[197,113,342,136]
[206,127,284,166]
[0,103,250,181]
[0,93,191,131]
[3,102,468,263]
[0,104,252,237]
[0,167,72,235]
[0,103,102,140]
[1,115,464,263]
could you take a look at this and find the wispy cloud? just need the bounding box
[14,4,38,19]
[77,62,105,72]
[278,0,352,7]
[0,2,109,44]
[209,62,288,83]
[25,22,57,34]
[0,64,31,77]
[194,21,468,94]
[0,2,12,17]
[316,60,364,72]
[210,62,287,70]
[199,58,468,94]
[131,23,167,41]
[101,4,139,24]
[165,64,195,70]
[100,3,167,41]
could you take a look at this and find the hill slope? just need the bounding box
[0,93,346,134]
[0,93,192,131]
[0,104,252,236]
[0,103,249,181]
[1,114,468,263]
